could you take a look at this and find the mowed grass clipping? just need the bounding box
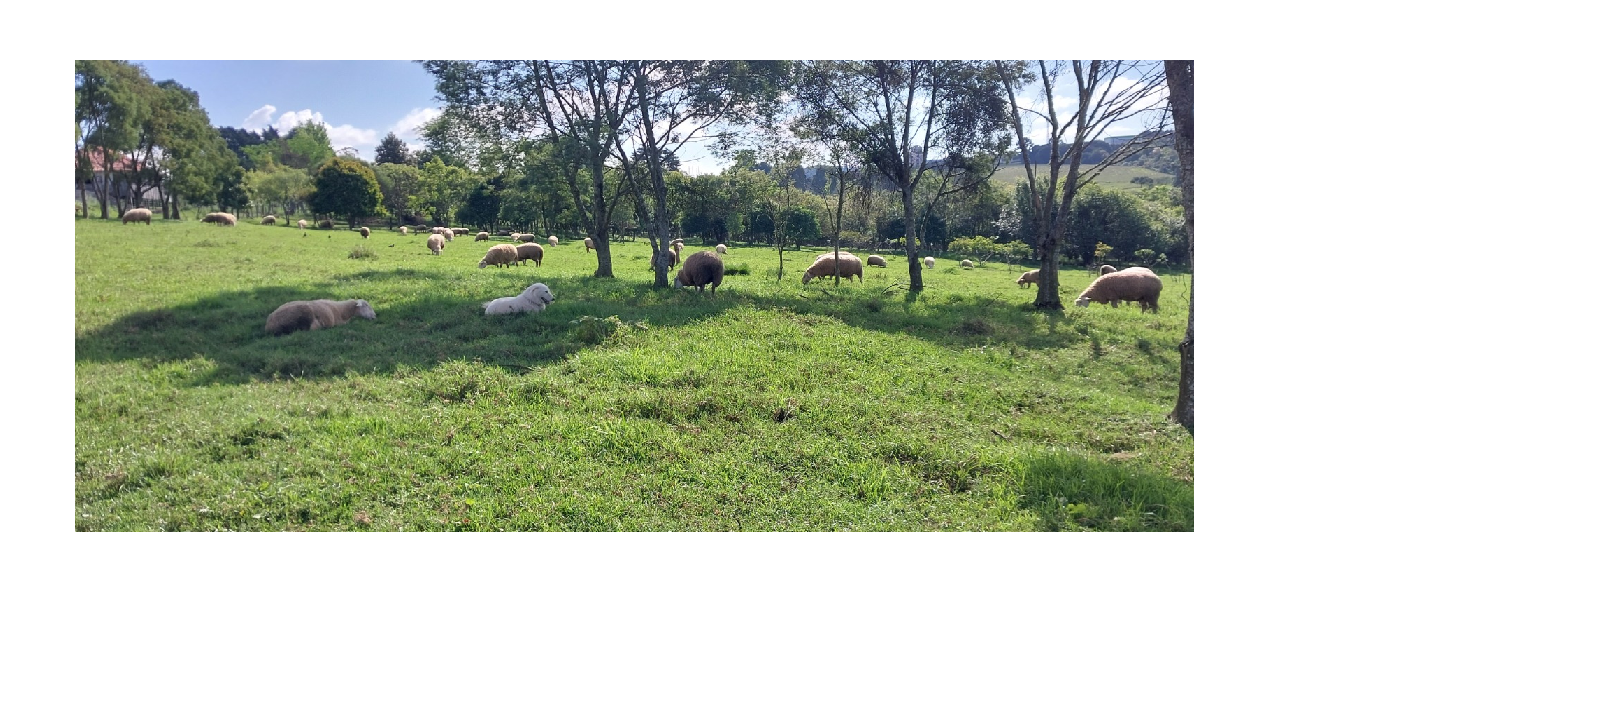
[74,217,1193,531]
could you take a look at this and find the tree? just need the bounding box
[217,164,251,215]
[283,121,335,170]
[1165,60,1194,432]
[374,163,422,225]
[375,132,412,165]
[458,179,503,230]
[995,60,1170,309]
[307,156,382,227]
[76,60,150,219]
[411,157,477,225]
[794,61,1013,291]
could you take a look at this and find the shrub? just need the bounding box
[348,245,376,260]
[1133,248,1157,266]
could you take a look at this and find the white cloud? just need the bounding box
[273,108,325,134]
[242,105,276,131]
[326,124,378,149]
[391,107,442,142]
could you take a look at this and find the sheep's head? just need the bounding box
[355,300,377,319]
[1074,296,1091,308]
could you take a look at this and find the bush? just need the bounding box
[1133,248,1157,266]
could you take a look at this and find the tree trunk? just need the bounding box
[903,189,922,290]
[79,177,89,219]
[1034,227,1064,310]
[1165,59,1194,433]
[172,191,182,220]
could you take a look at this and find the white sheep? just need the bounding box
[202,212,238,226]
[715,243,727,255]
[547,235,559,246]
[427,234,445,255]
[399,226,410,235]
[584,237,595,252]
[1075,267,1163,312]
[960,259,974,269]
[121,208,152,225]
[261,215,276,225]
[1099,264,1117,276]
[483,282,555,315]
[1015,269,1040,288]
[265,299,376,335]
[866,254,886,268]
[442,228,455,242]
[476,231,490,241]
[802,252,863,284]
[922,256,934,269]
[298,219,307,230]
[479,243,519,268]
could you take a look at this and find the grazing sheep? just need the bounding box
[202,212,238,226]
[451,227,470,235]
[442,228,455,242]
[427,234,445,255]
[1099,264,1117,276]
[476,231,490,242]
[961,259,974,269]
[265,299,376,336]
[923,256,935,269]
[359,226,370,238]
[1015,269,1041,288]
[547,235,559,246]
[674,250,725,294]
[514,242,544,266]
[399,226,409,235]
[671,239,684,255]
[121,207,152,225]
[802,252,863,284]
[483,282,555,316]
[1075,267,1163,313]
[317,218,334,229]
[866,254,886,268]
[716,243,727,255]
[298,219,308,230]
[479,243,520,269]
[584,237,594,252]
[261,215,276,225]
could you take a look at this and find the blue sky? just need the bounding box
[130,61,443,162]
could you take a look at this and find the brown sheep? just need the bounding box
[802,252,863,284]
[514,242,544,266]
[121,208,152,225]
[359,226,371,238]
[265,299,376,336]
[316,218,334,229]
[479,243,520,268]
[1075,267,1162,313]
[674,250,725,294]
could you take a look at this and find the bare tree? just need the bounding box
[994,60,1171,310]
[1165,60,1194,432]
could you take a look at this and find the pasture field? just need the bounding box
[989,162,1175,190]
[74,217,1193,531]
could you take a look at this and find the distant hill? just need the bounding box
[990,162,1174,191]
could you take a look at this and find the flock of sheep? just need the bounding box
[119,207,1167,336]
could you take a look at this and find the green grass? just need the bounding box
[75,217,1193,531]
[990,162,1175,191]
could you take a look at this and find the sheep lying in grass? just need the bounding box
[802,252,863,284]
[1015,269,1041,288]
[584,237,595,252]
[674,250,725,294]
[479,243,520,268]
[716,243,727,255]
[202,212,238,226]
[1075,267,1163,313]
[317,218,334,229]
[427,234,445,255]
[265,299,376,336]
[298,219,308,230]
[261,215,276,225]
[476,231,490,241]
[515,242,544,266]
[867,254,886,268]
[359,226,370,238]
[1099,264,1117,276]
[484,282,555,315]
[121,207,152,225]
[961,259,974,269]
[923,256,935,269]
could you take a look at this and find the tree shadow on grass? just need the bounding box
[76,267,1170,387]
